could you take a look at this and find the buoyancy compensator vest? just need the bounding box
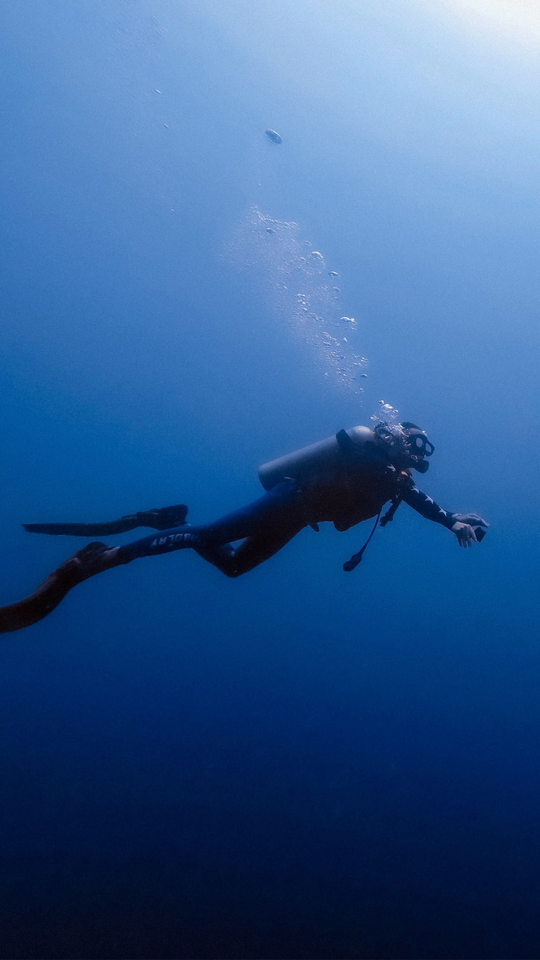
[259,426,412,572]
[259,425,412,531]
[258,425,373,491]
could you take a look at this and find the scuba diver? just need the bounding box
[0,421,488,633]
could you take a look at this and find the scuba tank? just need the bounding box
[258,425,374,491]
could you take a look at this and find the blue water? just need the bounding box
[1,2,539,957]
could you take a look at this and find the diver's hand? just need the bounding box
[451,522,478,547]
[452,512,489,528]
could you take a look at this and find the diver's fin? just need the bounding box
[134,504,188,530]
[23,504,188,537]
[23,521,136,536]
[0,542,123,634]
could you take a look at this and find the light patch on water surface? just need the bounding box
[224,207,368,395]
[437,0,540,49]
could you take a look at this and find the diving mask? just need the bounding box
[404,431,435,459]
[374,422,434,473]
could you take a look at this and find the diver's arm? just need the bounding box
[402,486,488,546]
[401,485,455,528]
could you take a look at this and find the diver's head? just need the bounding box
[399,422,434,472]
[374,421,435,473]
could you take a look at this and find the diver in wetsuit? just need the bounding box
[0,422,488,633]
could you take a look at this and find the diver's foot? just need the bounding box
[54,541,124,586]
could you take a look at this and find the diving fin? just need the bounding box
[0,541,124,634]
[23,504,188,537]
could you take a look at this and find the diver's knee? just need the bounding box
[218,559,249,577]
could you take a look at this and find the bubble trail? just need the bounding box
[224,207,368,395]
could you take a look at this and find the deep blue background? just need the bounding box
[1,2,539,957]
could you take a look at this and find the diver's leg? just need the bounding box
[194,523,304,577]
[0,524,301,634]
[116,480,306,564]
[0,482,306,634]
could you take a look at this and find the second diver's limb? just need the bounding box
[23,505,189,537]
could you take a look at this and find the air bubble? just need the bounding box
[224,206,368,397]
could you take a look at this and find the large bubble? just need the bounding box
[224,207,368,395]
